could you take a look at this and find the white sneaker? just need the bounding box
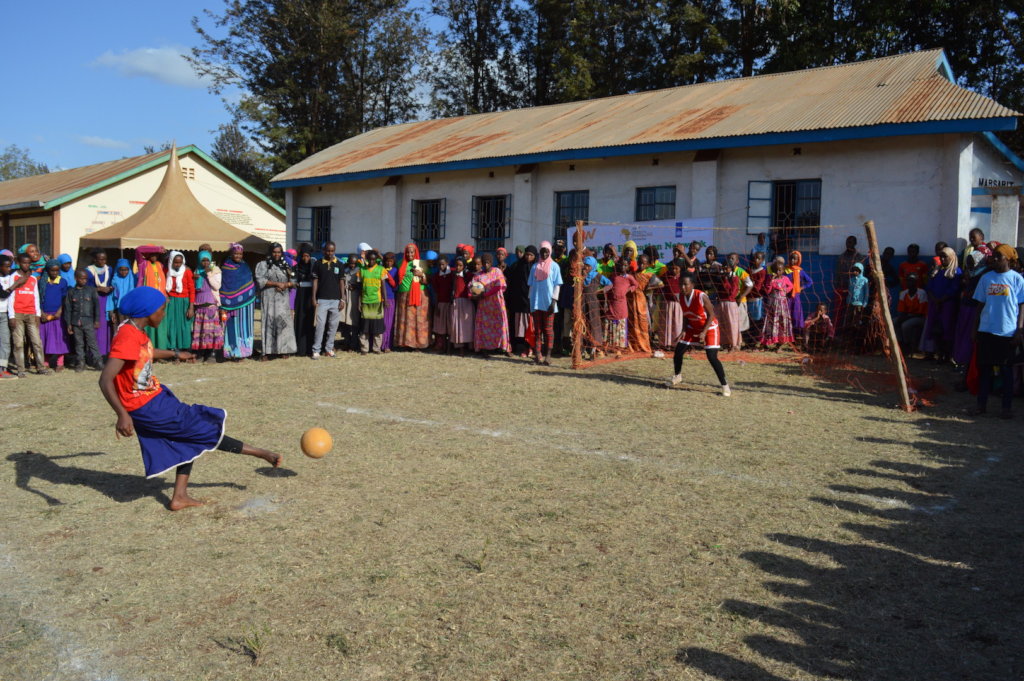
[721,384,731,397]
[312,353,320,360]
[666,374,682,387]
[653,350,665,358]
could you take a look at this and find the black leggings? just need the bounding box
[176,435,244,475]
[674,343,728,386]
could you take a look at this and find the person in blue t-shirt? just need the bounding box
[528,240,563,366]
[971,244,1024,418]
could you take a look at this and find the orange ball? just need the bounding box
[300,427,333,459]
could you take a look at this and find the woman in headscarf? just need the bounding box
[38,259,70,368]
[471,252,510,354]
[100,286,283,511]
[919,246,961,362]
[580,255,608,357]
[159,251,194,352]
[786,250,813,330]
[254,242,297,359]
[528,240,563,365]
[505,245,536,356]
[85,248,114,360]
[190,249,223,363]
[135,245,167,290]
[18,243,48,278]
[109,258,136,326]
[626,253,654,354]
[622,240,640,272]
[393,243,431,349]
[293,243,316,356]
[220,243,256,359]
[761,256,795,349]
[953,250,988,368]
[496,246,509,272]
[57,254,76,286]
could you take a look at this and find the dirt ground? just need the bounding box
[0,351,1021,681]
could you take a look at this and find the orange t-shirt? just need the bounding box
[109,323,162,411]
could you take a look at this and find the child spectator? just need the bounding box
[895,273,928,354]
[64,268,100,371]
[8,252,49,377]
[602,260,636,354]
[0,254,15,378]
[430,255,454,352]
[803,302,834,353]
[39,259,70,370]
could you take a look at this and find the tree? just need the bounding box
[428,0,529,116]
[210,121,274,197]
[142,141,173,154]
[0,145,49,182]
[190,0,427,175]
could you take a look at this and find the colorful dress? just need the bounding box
[358,263,387,337]
[627,271,653,354]
[162,268,195,350]
[382,266,397,350]
[394,253,431,349]
[191,266,224,350]
[761,274,795,345]
[919,269,961,355]
[255,260,297,355]
[86,264,113,356]
[659,277,684,347]
[220,259,256,359]
[472,267,510,352]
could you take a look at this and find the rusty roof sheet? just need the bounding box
[274,49,1019,184]
[0,149,170,210]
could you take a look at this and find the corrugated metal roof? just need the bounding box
[274,49,1019,185]
[0,146,285,215]
[0,149,169,210]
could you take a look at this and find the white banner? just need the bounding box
[569,218,715,262]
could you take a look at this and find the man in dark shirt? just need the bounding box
[311,241,345,359]
[63,268,101,371]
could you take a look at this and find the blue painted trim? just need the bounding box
[971,206,993,214]
[981,131,1024,174]
[935,52,955,81]
[272,117,1019,188]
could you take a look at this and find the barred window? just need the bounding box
[635,186,675,221]
[554,190,589,241]
[412,198,446,253]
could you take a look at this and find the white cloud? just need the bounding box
[94,46,209,89]
[79,136,130,149]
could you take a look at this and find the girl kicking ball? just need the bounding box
[99,286,283,510]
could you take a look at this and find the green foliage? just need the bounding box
[210,121,276,199]
[190,0,427,176]
[0,145,49,182]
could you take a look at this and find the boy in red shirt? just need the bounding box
[99,286,283,511]
[7,252,50,377]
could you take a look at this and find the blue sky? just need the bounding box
[1,1,243,171]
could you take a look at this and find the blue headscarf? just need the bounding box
[118,286,166,318]
[194,250,213,290]
[111,258,135,311]
[583,256,610,286]
[57,254,76,286]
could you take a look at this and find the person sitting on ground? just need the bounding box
[803,302,834,353]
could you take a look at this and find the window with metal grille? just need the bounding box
[554,190,589,241]
[411,198,446,254]
[747,179,821,253]
[472,194,511,253]
[635,186,676,221]
[12,223,52,257]
[295,206,332,248]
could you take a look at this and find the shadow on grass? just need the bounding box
[675,415,1024,681]
[6,451,246,508]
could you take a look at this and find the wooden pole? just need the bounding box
[571,220,586,369]
[863,220,914,411]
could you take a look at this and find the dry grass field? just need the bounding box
[0,351,1021,681]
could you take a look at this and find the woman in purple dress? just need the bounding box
[785,250,813,330]
[919,247,961,362]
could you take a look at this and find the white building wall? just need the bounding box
[60,151,285,258]
[970,135,1023,245]
[289,132,1021,257]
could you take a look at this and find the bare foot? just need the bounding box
[169,494,206,511]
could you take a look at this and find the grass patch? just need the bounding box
[0,352,1020,680]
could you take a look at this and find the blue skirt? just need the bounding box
[747,298,765,322]
[130,387,227,478]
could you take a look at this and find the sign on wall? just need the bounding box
[569,218,715,261]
